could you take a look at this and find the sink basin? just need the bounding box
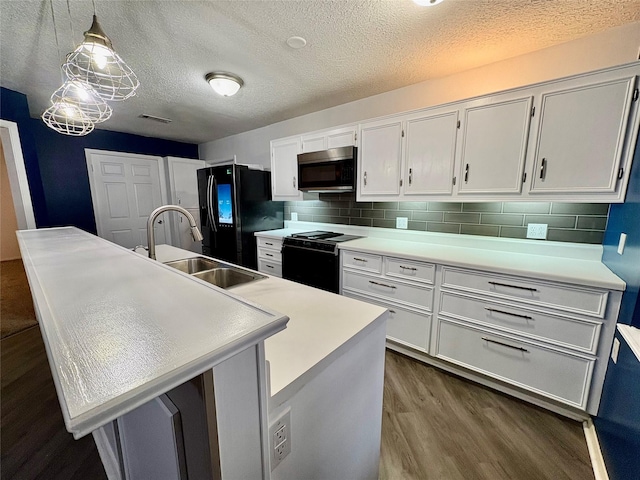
[164,257,224,274]
[192,268,267,289]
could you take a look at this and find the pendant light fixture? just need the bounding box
[42,101,95,136]
[206,72,244,97]
[63,12,139,101]
[50,80,112,123]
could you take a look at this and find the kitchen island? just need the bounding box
[17,227,387,480]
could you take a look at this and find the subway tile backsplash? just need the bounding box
[284,192,609,244]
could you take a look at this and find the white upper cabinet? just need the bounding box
[301,125,357,153]
[271,136,303,200]
[457,96,533,195]
[404,110,459,196]
[358,118,403,197]
[528,76,637,198]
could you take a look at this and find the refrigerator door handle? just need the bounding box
[207,175,217,232]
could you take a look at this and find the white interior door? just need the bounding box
[87,150,171,249]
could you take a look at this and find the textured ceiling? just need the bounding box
[1,0,640,144]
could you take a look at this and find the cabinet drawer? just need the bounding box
[439,291,601,354]
[436,318,594,408]
[258,259,282,277]
[258,247,282,263]
[441,267,608,318]
[342,270,433,311]
[385,257,435,284]
[342,251,383,274]
[256,237,283,251]
[343,292,431,352]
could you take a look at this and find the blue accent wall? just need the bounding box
[1,87,198,233]
[596,133,640,479]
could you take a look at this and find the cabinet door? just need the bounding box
[168,158,205,208]
[404,110,458,196]
[358,118,403,196]
[326,126,356,149]
[301,133,326,153]
[529,76,636,195]
[271,137,303,200]
[458,96,533,195]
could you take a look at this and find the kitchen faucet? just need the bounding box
[147,205,203,260]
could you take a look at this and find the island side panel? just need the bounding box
[269,322,386,480]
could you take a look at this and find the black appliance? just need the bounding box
[297,146,357,193]
[282,231,362,293]
[197,165,283,269]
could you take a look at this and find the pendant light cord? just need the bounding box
[66,0,75,43]
[49,0,64,82]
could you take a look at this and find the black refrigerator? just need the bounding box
[197,165,283,270]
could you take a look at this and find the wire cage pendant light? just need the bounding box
[63,15,139,101]
[41,101,95,136]
[50,79,112,123]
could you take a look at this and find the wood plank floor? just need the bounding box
[380,350,594,480]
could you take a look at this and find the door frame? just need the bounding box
[0,119,36,230]
[85,149,172,246]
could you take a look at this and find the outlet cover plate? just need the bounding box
[527,223,548,240]
[269,408,291,470]
[291,212,298,221]
[618,233,627,255]
[396,217,408,229]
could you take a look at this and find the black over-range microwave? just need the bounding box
[297,146,356,193]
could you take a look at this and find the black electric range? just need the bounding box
[282,231,362,293]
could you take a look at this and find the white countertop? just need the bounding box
[154,245,388,408]
[17,228,289,439]
[256,222,625,291]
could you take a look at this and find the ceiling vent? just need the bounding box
[138,114,172,124]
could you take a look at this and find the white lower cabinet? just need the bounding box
[436,318,594,408]
[255,235,283,277]
[341,248,621,417]
[341,252,434,353]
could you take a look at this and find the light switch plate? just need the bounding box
[527,223,548,240]
[396,217,408,229]
[617,233,627,255]
[291,212,298,221]
[612,337,620,364]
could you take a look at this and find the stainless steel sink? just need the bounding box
[164,257,223,274]
[163,256,266,289]
[192,268,266,289]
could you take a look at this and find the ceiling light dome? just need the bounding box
[206,72,244,97]
[413,0,445,6]
[50,80,112,123]
[63,15,139,101]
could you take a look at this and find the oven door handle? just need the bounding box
[282,244,338,256]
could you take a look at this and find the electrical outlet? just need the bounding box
[291,212,298,221]
[269,408,291,470]
[396,217,408,229]
[526,223,548,240]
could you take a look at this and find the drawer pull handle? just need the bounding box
[265,242,273,246]
[369,280,396,289]
[484,307,533,320]
[353,257,368,262]
[482,337,529,353]
[488,281,538,292]
[266,253,273,257]
[399,265,417,271]
[388,309,396,314]
[266,265,274,269]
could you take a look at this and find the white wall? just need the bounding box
[199,22,640,168]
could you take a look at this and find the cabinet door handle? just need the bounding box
[408,168,412,186]
[484,307,533,320]
[369,280,396,289]
[388,309,396,314]
[364,171,367,186]
[293,176,296,188]
[464,164,469,183]
[353,257,368,262]
[399,265,417,271]
[488,281,538,292]
[482,337,529,353]
[539,158,547,180]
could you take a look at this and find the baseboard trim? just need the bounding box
[584,418,609,480]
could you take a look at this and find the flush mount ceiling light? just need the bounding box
[63,14,139,101]
[412,0,445,5]
[206,72,244,97]
[50,80,112,123]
